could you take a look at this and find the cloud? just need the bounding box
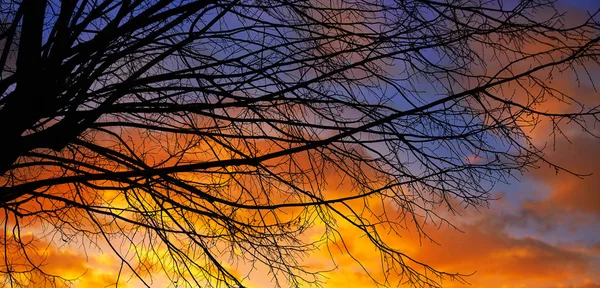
[309,206,599,288]
[414,219,593,284]
[515,135,600,231]
[551,280,600,288]
[0,232,135,288]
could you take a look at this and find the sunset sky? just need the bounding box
[3,1,600,288]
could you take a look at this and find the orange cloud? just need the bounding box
[0,232,132,288]
[520,135,600,226]
[306,203,600,288]
[551,280,600,288]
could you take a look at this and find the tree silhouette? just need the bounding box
[0,0,599,287]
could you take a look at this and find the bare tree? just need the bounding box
[0,0,599,287]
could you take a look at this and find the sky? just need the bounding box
[3,1,600,288]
